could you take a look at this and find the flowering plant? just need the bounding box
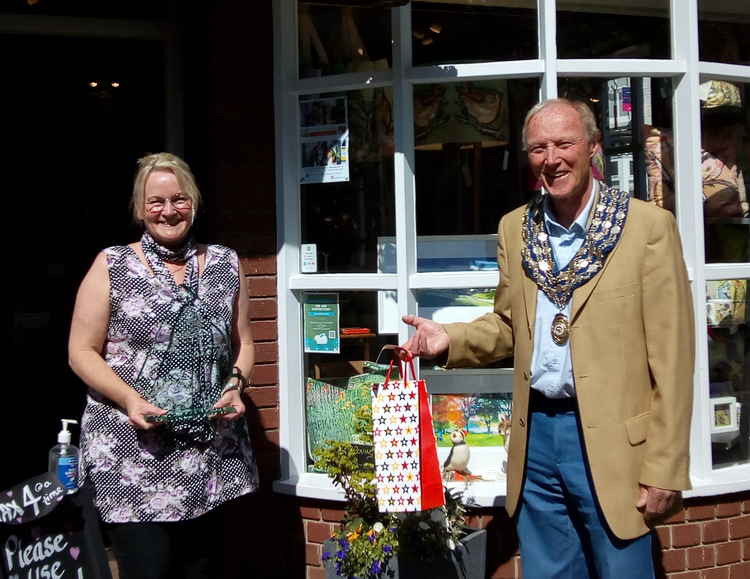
[315,404,467,578]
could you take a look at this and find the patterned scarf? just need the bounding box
[141,232,199,297]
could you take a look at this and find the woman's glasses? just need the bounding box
[145,196,192,214]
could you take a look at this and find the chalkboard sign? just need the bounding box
[1,473,65,526]
[0,476,111,579]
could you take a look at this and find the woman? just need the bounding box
[68,152,258,578]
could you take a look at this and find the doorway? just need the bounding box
[2,32,166,488]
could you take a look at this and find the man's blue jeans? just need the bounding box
[517,407,654,579]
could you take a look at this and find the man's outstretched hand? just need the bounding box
[401,315,450,359]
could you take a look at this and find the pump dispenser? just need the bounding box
[49,419,80,493]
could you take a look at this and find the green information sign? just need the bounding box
[304,293,340,354]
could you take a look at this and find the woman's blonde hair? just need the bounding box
[130,152,201,222]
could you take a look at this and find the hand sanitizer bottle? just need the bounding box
[49,419,80,494]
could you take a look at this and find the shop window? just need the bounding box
[297,2,391,79]
[557,76,673,203]
[411,0,537,65]
[414,286,514,486]
[413,78,538,260]
[698,1,750,66]
[707,279,749,469]
[700,81,750,264]
[279,0,750,501]
[557,1,669,59]
[299,89,395,274]
[303,291,398,473]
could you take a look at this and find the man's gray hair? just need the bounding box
[521,98,601,150]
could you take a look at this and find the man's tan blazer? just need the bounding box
[444,194,694,539]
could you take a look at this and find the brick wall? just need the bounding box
[300,493,750,578]
[190,0,280,485]
[656,493,750,578]
[186,2,304,577]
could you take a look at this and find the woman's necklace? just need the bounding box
[164,261,187,284]
[165,261,186,272]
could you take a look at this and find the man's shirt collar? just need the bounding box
[542,179,599,236]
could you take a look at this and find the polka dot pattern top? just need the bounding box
[79,240,259,523]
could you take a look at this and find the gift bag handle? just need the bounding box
[380,345,417,385]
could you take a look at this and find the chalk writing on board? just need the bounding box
[3,531,85,578]
[1,474,65,525]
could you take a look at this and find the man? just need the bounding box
[403,99,694,578]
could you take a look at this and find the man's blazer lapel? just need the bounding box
[523,268,537,340]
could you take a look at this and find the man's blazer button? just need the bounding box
[519,418,526,427]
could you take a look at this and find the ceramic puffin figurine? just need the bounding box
[443,429,471,479]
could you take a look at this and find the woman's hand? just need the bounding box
[123,395,167,430]
[213,389,246,421]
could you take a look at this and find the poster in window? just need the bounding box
[432,393,511,482]
[304,293,340,354]
[300,96,350,184]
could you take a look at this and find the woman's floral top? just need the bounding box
[79,244,259,523]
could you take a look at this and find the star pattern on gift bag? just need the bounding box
[372,379,421,512]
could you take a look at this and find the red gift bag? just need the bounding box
[371,348,444,513]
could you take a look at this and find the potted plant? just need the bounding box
[315,405,486,579]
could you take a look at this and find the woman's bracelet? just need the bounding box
[222,367,249,395]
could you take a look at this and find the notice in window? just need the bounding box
[300,96,349,184]
[304,293,340,354]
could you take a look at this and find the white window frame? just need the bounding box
[273,0,750,505]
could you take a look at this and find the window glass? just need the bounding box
[557,1,669,59]
[707,279,749,469]
[413,288,512,368]
[411,0,537,65]
[700,80,750,264]
[298,2,392,79]
[303,291,398,473]
[413,78,538,270]
[698,1,750,65]
[300,89,395,273]
[417,288,496,325]
[558,76,674,202]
